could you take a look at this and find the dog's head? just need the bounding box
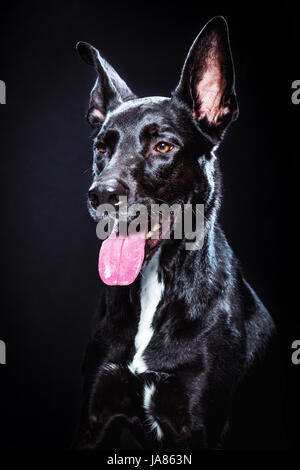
[77,16,238,285]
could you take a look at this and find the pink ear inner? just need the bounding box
[194,36,229,125]
[90,107,105,121]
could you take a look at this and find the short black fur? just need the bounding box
[74,17,276,450]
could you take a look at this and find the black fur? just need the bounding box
[75,17,275,450]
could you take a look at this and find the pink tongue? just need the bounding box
[98,232,145,286]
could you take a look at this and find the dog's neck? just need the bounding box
[158,152,221,272]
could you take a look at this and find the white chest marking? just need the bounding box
[129,248,164,374]
[143,383,163,440]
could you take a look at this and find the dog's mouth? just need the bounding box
[98,212,174,286]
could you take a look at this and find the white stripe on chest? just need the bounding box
[129,248,164,374]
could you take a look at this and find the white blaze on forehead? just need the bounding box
[129,247,164,374]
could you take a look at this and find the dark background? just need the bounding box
[0,1,298,450]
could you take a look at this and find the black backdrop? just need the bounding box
[0,1,298,450]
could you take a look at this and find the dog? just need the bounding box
[75,16,276,450]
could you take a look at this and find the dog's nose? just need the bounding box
[88,179,128,209]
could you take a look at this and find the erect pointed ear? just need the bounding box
[173,16,238,142]
[76,42,136,128]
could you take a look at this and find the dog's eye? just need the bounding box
[97,144,106,153]
[155,142,173,153]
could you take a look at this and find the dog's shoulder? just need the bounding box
[239,277,276,366]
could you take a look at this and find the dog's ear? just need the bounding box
[173,16,238,142]
[77,42,136,127]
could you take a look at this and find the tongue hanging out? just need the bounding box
[98,232,146,286]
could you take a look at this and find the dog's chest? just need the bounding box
[94,250,194,442]
[95,249,167,441]
[129,248,164,374]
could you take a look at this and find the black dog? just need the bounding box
[75,16,276,450]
